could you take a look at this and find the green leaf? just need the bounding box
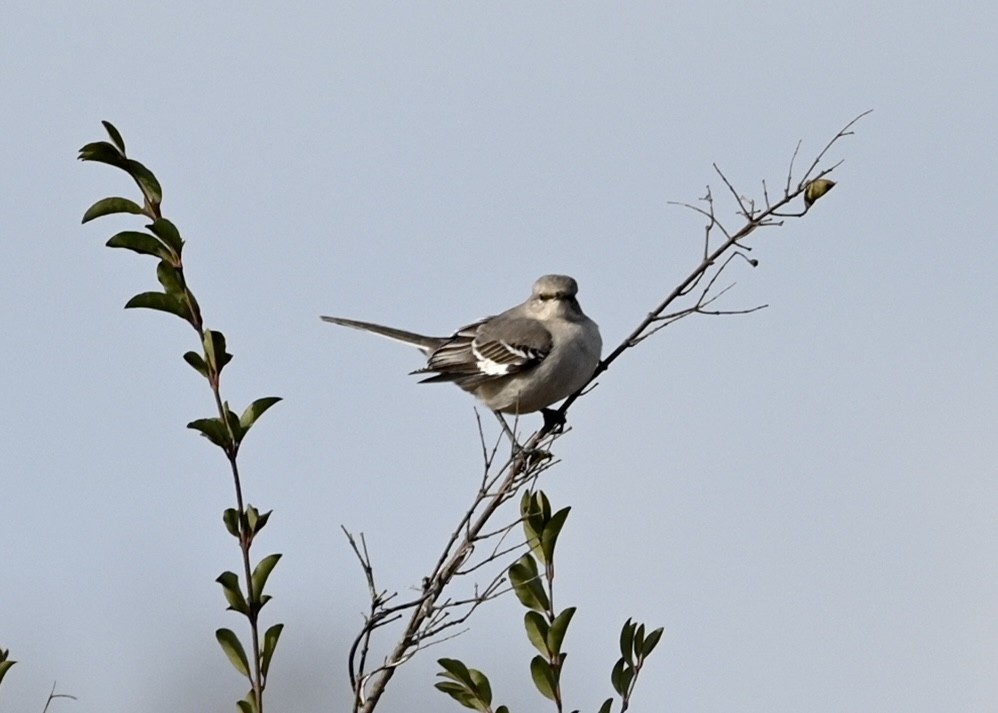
[187,417,232,449]
[437,658,475,687]
[223,508,241,537]
[641,627,664,657]
[246,507,272,534]
[239,689,259,713]
[148,218,184,255]
[597,698,613,713]
[610,658,627,696]
[261,623,284,677]
[804,178,836,208]
[0,658,15,687]
[530,655,557,701]
[78,140,127,168]
[546,606,576,655]
[215,628,250,677]
[251,553,282,601]
[508,554,549,612]
[183,350,209,379]
[126,158,162,204]
[102,120,126,153]
[540,506,570,565]
[203,330,233,374]
[106,231,171,260]
[619,619,635,664]
[224,404,244,444]
[124,291,191,323]
[521,491,554,561]
[82,196,144,223]
[240,397,283,432]
[216,571,249,615]
[433,682,480,710]
[496,707,510,713]
[524,610,550,656]
[610,657,634,698]
[633,623,646,656]
[156,260,185,296]
[467,668,492,706]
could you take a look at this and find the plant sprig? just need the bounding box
[80,121,284,713]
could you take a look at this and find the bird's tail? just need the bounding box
[320,316,443,353]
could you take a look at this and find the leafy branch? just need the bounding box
[79,122,284,713]
[434,492,664,713]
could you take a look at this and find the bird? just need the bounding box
[321,274,602,421]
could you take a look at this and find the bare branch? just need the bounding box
[713,163,752,218]
[799,110,872,187]
[346,111,870,713]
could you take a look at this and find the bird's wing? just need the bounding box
[413,316,552,386]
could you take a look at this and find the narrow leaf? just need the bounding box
[156,260,185,296]
[78,141,127,168]
[641,627,664,657]
[203,330,233,374]
[261,623,284,677]
[530,655,557,701]
[619,619,635,664]
[524,610,550,656]
[216,571,249,614]
[251,553,282,601]
[187,417,232,449]
[245,506,260,531]
[437,658,475,687]
[215,628,250,677]
[102,120,126,153]
[239,689,259,713]
[0,659,15,687]
[240,397,283,431]
[224,404,244,445]
[468,669,492,706]
[124,291,191,323]
[540,506,571,565]
[434,681,468,697]
[250,509,272,534]
[508,555,549,612]
[634,623,646,656]
[82,196,144,223]
[148,218,184,255]
[433,682,479,711]
[183,351,209,379]
[547,606,576,655]
[597,699,613,713]
[126,159,162,204]
[106,231,171,259]
[222,508,241,537]
[610,658,627,696]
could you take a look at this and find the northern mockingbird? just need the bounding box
[321,274,602,418]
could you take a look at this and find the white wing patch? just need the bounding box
[472,338,545,376]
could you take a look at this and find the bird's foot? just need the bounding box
[540,408,566,436]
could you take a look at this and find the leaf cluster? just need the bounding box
[436,492,663,713]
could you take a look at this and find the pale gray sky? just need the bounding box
[3,2,996,713]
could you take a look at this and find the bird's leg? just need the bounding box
[539,408,566,436]
[493,411,521,448]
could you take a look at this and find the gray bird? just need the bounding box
[321,274,602,418]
